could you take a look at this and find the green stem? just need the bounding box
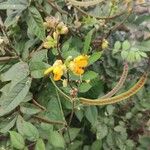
[55,89,66,122]
[50,77,72,103]
[33,115,66,125]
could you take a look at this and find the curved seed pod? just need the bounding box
[79,73,147,105]
[67,0,104,7]
[101,62,129,99]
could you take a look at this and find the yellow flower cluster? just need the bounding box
[44,60,66,81]
[69,55,89,75]
[44,55,89,81]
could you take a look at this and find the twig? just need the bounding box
[50,77,73,103]
[55,89,66,122]
[47,0,68,15]
[0,56,18,62]
[67,0,104,7]
[105,9,132,39]
[68,99,75,126]
[73,5,126,20]
[67,72,74,89]
[56,36,64,62]
[32,99,46,111]
[55,83,72,143]
[33,115,66,125]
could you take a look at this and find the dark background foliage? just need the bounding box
[0,0,150,149]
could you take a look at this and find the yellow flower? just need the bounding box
[69,61,84,75]
[44,60,66,81]
[53,66,64,81]
[101,39,109,49]
[69,55,88,75]
[74,55,89,67]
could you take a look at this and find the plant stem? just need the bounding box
[55,89,66,122]
[68,99,75,126]
[55,89,72,143]
[0,56,18,62]
[32,99,47,111]
[33,115,66,125]
[47,0,68,15]
[50,77,72,102]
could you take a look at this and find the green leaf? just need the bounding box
[23,92,33,102]
[114,41,121,50]
[64,128,80,143]
[91,140,102,150]
[139,51,148,58]
[5,10,21,27]
[46,97,64,121]
[20,103,41,115]
[106,131,115,148]
[0,1,28,10]
[75,110,84,122]
[48,131,65,148]
[9,131,25,150]
[0,117,17,133]
[106,105,115,115]
[0,62,29,89]
[22,39,38,60]
[140,40,150,51]
[96,124,108,140]
[83,30,93,54]
[126,139,135,148]
[29,61,49,78]
[62,50,80,59]
[26,6,45,40]
[127,51,136,63]
[61,38,71,52]
[125,112,132,119]
[68,140,83,150]
[135,52,142,62]
[122,40,130,51]
[0,62,29,81]
[82,71,98,80]
[113,49,120,54]
[85,106,98,124]
[88,52,102,65]
[24,147,29,150]
[17,115,39,141]
[35,139,46,150]
[79,83,92,93]
[139,136,150,148]
[0,77,31,117]
[114,125,126,133]
[121,50,128,60]
[30,49,48,62]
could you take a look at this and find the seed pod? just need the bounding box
[101,62,129,99]
[79,73,147,105]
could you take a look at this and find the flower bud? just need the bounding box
[102,39,109,49]
[45,16,59,28]
[56,22,68,35]
[63,79,68,87]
